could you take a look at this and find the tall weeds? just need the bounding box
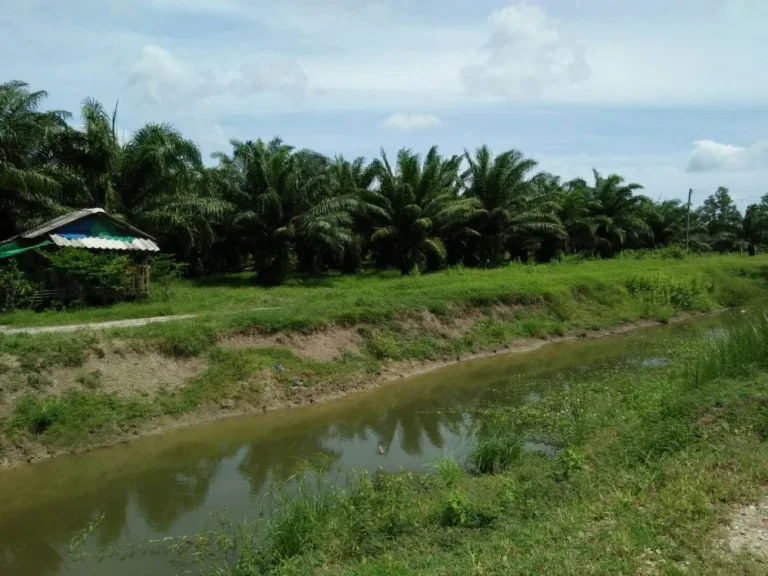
[688,312,768,387]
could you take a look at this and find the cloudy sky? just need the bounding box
[3,0,768,208]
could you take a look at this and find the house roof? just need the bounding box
[50,234,159,252]
[0,208,160,258]
[15,208,157,241]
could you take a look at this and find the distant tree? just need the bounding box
[462,146,563,266]
[698,187,743,252]
[365,147,480,274]
[569,170,650,256]
[211,138,354,284]
[742,193,768,255]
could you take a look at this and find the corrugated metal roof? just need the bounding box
[1,208,156,243]
[20,208,106,239]
[50,234,160,252]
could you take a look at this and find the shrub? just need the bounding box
[441,491,495,528]
[13,396,64,434]
[44,248,131,304]
[149,255,186,301]
[441,491,472,527]
[625,273,703,310]
[0,259,35,312]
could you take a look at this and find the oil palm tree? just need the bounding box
[571,170,650,256]
[462,146,564,266]
[212,138,355,284]
[0,81,70,235]
[364,147,480,274]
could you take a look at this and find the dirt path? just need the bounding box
[0,314,199,335]
[0,307,282,335]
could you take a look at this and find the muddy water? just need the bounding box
[0,318,714,576]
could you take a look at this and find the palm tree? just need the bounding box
[364,147,480,274]
[327,155,377,273]
[0,81,70,235]
[557,179,605,255]
[571,170,650,256]
[641,199,687,248]
[462,146,564,266]
[212,138,354,284]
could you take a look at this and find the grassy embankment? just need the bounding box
[141,313,768,575]
[1,253,767,465]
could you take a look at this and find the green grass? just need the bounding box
[136,315,768,575]
[1,254,765,330]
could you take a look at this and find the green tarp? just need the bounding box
[0,239,52,260]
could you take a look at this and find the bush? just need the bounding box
[0,259,35,313]
[44,248,131,304]
[149,255,186,301]
[625,273,703,310]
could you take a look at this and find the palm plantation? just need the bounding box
[1,80,766,288]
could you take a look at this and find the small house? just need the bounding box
[0,208,160,306]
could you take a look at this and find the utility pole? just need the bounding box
[685,188,693,251]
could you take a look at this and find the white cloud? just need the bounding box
[129,45,205,104]
[231,57,308,99]
[462,2,589,99]
[687,140,768,172]
[128,45,308,106]
[380,113,442,132]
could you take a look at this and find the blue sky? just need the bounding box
[3,0,768,208]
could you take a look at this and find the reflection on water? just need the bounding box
[0,317,716,576]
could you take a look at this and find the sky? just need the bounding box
[2,0,768,209]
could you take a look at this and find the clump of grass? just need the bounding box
[428,454,463,487]
[9,392,152,444]
[76,370,103,390]
[26,372,52,390]
[688,313,768,387]
[471,433,522,474]
[157,326,217,358]
[266,470,340,560]
[440,490,495,529]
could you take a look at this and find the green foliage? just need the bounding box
[149,254,186,302]
[265,470,340,561]
[441,491,472,527]
[429,454,463,487]
[471,411,522,474]
[0,259,35,312]
[688,313,768,387]
[44,248,132,304]
[625,273,704,309]
[10,391,152,444]
[157,325,217,358]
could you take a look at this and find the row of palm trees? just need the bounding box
[2,81,766,284]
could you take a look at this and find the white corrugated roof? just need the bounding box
[50,235,160,252]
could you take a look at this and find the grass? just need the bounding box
[0,254,765,331]
[112,313,768,575]
[2,253,768,459]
